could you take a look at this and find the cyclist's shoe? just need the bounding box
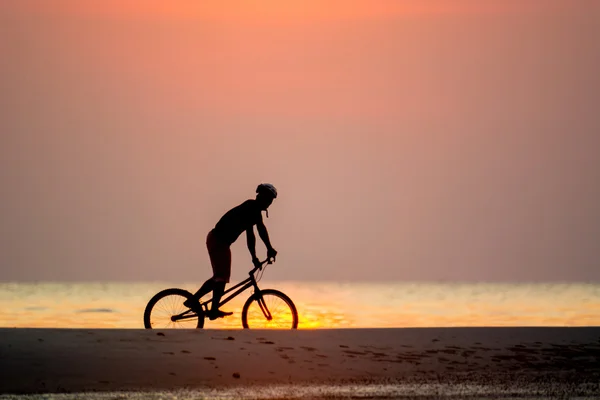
[208,309,233,320]
[183,298,202,313]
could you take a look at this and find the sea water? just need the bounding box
[1,281,599,329]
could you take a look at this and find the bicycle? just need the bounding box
[143,257,298,329]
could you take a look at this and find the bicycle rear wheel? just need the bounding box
[241,289,298,329]
[144,288,204,329]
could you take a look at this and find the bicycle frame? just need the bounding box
[198,266,262,313]
[172,260,270,322]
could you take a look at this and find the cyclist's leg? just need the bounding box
[185,231,224,306]
[184,277,218,311]
[211,280,226,311]
[208,280,232,319]
[206,231,233,318]
[190,278,216,301]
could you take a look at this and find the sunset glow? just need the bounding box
[1,3,599,397]
[5,0,568,20]
[2,1,599,285]
[2,282,600,329]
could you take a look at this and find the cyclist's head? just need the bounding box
[256,183,277,209]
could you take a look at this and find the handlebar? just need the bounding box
[250,257,276,275]
[261,257,275,266]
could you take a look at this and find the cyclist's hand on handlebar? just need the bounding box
[267,247,277,259]
[252,257,262,269]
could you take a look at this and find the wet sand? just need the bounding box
[1,327,599,397]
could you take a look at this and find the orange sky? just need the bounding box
[5,0,570,20]
[1,1,599,282]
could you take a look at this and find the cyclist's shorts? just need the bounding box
[207,229,231,283]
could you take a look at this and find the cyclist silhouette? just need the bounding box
[184,183,278,320]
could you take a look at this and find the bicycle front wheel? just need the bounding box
[242,289,298,329]
[144,288,204,329]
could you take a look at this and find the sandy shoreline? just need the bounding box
[1,327,599,396]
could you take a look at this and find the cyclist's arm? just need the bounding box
[246,227,257,260]
[256,221,274,252]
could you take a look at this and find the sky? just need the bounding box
[1,1,599,283]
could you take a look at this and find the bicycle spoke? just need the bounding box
[246,292,295,329]
[149,294,197,328]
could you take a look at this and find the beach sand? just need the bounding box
[1,327,599,397]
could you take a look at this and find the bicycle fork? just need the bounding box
[255,292,273,321]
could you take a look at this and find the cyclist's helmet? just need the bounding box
[256,183,277,199]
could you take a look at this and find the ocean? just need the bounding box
[1,281,599,329]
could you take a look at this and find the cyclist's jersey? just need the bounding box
[212,199,263,245]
